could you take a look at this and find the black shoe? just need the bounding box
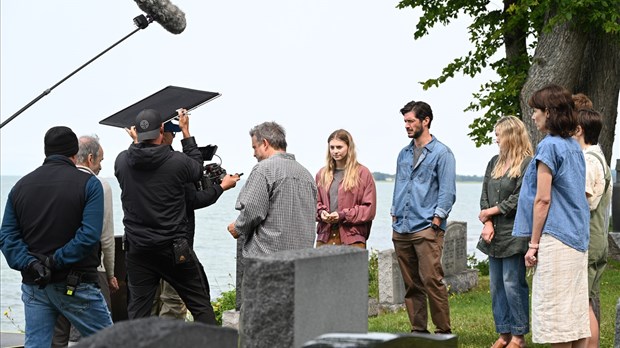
[434,330,452,334]
[411,329,431,334]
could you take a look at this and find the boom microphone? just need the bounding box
[134,0,187,34]
[0,3,187,129]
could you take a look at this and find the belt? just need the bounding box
[70,272,99,284]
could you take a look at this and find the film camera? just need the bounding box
[196,145,227,190]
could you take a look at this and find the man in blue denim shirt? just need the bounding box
[391,101,456,334]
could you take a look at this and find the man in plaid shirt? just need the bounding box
[227,121,317,256]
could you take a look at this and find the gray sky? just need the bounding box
[2,1,617,178]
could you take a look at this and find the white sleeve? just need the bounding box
[584,153,605,211]
[99,178,115,277]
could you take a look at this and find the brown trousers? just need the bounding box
[392,228,451,333]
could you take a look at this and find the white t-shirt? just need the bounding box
[583,144,611,211]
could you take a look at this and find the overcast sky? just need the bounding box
[2,1,618,179]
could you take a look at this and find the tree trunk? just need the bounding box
[520,10,589,147]
[503,0,527,62]
[575,31,620,165]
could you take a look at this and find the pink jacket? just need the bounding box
[315,164,377,245]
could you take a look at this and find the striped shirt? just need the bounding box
[234,152,317,257]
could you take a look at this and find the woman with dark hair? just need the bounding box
[513,84,590,347]
[478,116,532,348]
[315,129,376,248]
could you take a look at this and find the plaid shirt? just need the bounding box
[234,152,317,257]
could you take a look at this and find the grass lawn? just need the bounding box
[368,259,620,347]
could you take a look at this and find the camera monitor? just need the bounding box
[99,86,220,128]
[199,145,218,161]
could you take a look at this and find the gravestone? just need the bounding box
[377,221,478,308]
[615,297,620,348]
[609,232,620,262]
[440,221,478,293]
[222,309,240,330]
[236,233,246,310]
[610,160,620,262]
[240,246,368,348]
[221,234,246,330]
[73,317,238,348]
[302,332,457,347]
[442,222,467,275]
[612,159,620,232]
[377,249,405,312]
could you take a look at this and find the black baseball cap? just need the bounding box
[135,109,162,142]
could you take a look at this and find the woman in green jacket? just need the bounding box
[477,116,532,348]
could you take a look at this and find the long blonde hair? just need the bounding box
[319,129,360,191]
[492,116,533,179]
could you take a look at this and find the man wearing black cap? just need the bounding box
[0,126,113,347]
[115,109,229,324]
[147,119,239,321]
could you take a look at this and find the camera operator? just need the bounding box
[116,108,239,324]
[132,115,240,320]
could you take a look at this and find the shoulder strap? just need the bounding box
[585,151,610,193]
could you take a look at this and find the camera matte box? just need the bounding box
[99,86,220,128]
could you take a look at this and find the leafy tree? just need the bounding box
[397,0,620,163]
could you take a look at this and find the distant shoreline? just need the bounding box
[1,174,485,183]
[372,172,483,183]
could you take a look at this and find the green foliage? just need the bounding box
[368,249,379,299]
[396,0,620,145]
[211,288,236,325]
[467,253,489,276]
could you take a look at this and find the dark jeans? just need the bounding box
[392,228,451,333]
[125,245,216,325]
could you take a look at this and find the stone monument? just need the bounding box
[240,246,368,348]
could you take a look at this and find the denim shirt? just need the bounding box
[391,136,456,233]
[513,135,590,251]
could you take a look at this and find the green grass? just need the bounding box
[211,288,237,325]
[369,259,620,347]
[210,256,618,346]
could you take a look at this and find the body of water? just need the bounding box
[0,176,484,332]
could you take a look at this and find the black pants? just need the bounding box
[125,246,216,325]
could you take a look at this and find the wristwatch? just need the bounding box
[432,214,441,231]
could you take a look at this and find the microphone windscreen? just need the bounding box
[135,0,186,34]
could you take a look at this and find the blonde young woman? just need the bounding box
[315,129,376,248]
[477,116,532,348]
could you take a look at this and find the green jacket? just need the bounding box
[476,155,530,258]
